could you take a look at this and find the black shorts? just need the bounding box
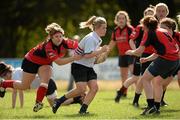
[148,57,179,79]
[133,53,152,76]
[118,55,134,67]
[71,63,97,83]
[46,79,57,96]
[133,57,141,76]
[172,60,180,76]
[21,58,42,74]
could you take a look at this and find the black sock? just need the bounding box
[57,95,67,104]
[133,92,141,103]
[80,104,88,112]
[154,102,160,110]
[161,90,166,102]
[147,99,154,108]
[71,96,81,104]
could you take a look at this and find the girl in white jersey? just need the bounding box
[52,16,109,114]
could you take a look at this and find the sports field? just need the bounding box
[0,80,180,119]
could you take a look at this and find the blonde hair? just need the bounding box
[143,5,155,16]
[114,11,131,26]
[79,16,106,31]
[45,23,64,37]
[155,3,169,16]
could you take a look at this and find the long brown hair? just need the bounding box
[45,23,64,37]
[160,18,177,31]
[141,16,158,30]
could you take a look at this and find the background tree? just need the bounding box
[0,0,179,57]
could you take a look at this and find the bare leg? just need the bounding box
[178,70,180,87]
[132,77,143,106]
[135,77,143,94]
[120,67,129,85]
[79,80,98,113]
[19,90,24,108]
[142,70,154,99]
[83,80,98,105]
[124,75,139,88]
[65,82,87,98]
[13,72,36,90]
[33,65,52,112]
[52,82,87,113]
[153,76,164,102]
[12,89,17,108]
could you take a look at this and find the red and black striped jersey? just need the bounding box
[25,39,78,65]
[111,25,134,55]
[141,28,179,61]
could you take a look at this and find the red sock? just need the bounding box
[36,85,47,103]
[2,80,14,88]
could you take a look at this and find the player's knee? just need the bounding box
[90,85,99,94]
[77,87,86,94]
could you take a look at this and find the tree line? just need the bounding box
[0,0,178,57]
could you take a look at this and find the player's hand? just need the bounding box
[140,58,148,63]
[101,45,109,53]
[73,54,82,61]
[125,50,133,55]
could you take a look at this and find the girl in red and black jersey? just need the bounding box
[153,3,170,106]
[160,18,180,85]
[126,16,179,115]
[0,22,82,112]
[108,11,134,100]
[114,7,156,104]
[173,21,180,87]
[132,17,179,108]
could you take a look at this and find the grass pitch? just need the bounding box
[0,80,180,119]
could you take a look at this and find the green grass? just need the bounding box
[0,89,180,119]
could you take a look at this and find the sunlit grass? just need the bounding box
[0,86,180,119]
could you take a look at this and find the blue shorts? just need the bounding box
[148,57,179,79]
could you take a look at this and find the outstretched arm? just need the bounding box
[125,46,145,57]
[54,54,82,65]
[140,53,158,63]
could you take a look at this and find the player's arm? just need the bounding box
[125,46,145,57]
[107,31,116,54]
[108,40,116,52]
[83,45,109,59]
[140,53,158,63]
[54,54,82,65]
[46,44,82,65]
[129,39,136,50]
